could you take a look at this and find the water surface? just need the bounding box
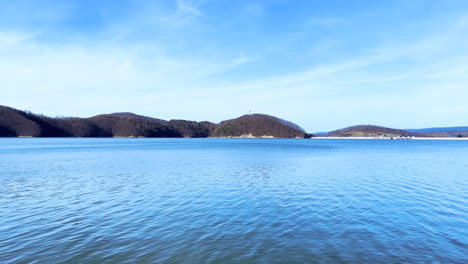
[0,138,467,263]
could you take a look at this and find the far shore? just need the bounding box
[3,136,467,140]
[312,136,468,140]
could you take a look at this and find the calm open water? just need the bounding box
[0,138,467,263]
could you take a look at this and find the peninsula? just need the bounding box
[0,105,309,138]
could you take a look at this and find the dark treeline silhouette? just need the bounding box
[3,105,465,138]
[167,120,217,138]
[0,106,307,138]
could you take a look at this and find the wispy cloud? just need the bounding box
[0,1,467,131]
[0,31,40,46]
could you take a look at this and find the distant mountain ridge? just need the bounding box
[406,126,468,133]
[0,105,307,138]
[405,126,468,137]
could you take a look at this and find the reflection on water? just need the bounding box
[0,138,467,263]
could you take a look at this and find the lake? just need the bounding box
[0,138,467,263]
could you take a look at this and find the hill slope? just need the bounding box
[327,125,418,137]
[0,106,70,137]
[0,106,307,138]
[0,106,180,137]
[107,112,167,123]
[87,114,179,137]
[212,114,307,138]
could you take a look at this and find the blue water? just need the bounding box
[0,138,467,263]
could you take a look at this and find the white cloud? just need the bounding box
[1,3,467,131]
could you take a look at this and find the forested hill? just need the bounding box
[212,114,307,138]
[0,105,308,138]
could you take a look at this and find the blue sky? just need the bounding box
[1,0,467,131]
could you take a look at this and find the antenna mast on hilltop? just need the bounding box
[249,110,251,115]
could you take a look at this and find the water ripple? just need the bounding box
[0,138,467,263]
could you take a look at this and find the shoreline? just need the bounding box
[312,136,468,140]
